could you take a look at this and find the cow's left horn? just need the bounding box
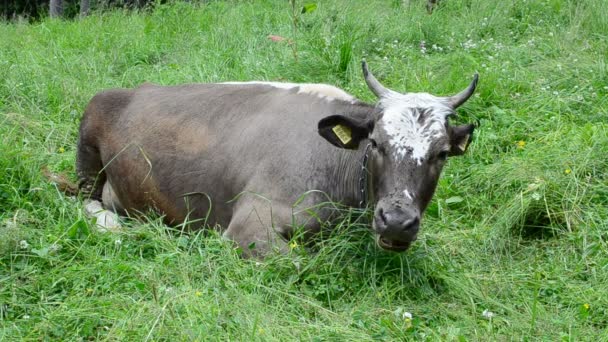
[447,73,479,108]
[362,61,389,98]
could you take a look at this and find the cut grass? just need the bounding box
[1,0,607,340]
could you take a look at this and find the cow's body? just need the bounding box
[77,62,478,257]
[78,82,373,253]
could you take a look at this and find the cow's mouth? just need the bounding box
[376,235,414,252]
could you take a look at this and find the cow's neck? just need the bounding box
[319,102,377,207]
[331,142,371,208]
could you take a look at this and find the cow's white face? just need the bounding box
[318,62,477,252]
[368,92,474,251]
[378,92,453,165]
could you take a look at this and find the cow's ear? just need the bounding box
[449,124,475,156]
[318,115,374,149]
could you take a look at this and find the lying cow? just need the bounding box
[77,62,477,257]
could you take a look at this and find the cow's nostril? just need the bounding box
[379,208,388,225]
[403,217,420,231]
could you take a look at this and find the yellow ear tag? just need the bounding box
[332,124,352,145]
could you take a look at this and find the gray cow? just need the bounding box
[77,62,477,257]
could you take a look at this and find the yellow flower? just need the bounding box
[58,147,65,153]
[258,328,265,334]
[565,168,572,175]
[86,288,93,293]
[516,140,526,149]
[195,290,202,297]
[289,241,298,249]
[404,313,413,328]
[584,303,590,310]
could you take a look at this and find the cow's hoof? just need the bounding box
[84,200,121,232]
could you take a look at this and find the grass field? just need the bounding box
[1,0,607,340]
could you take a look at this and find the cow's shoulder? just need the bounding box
[297,83,357,103]
[221,81,358,103]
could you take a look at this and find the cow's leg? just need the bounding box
[76,137,122,231]
[102,180,124,214]
[223,198,293,258]
[76,141,105,201]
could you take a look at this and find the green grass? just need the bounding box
[1,0,607,340]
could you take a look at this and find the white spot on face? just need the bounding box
[403,189,413,200]
[379,92,452,164]
[221,81,357,103]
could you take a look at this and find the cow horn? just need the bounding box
[447,73,479,108]
[362,61,390,98]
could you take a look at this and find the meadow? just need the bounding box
[1,0,607,340]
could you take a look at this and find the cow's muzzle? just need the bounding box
[373,206,420,252]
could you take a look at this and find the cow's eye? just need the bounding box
[369,139,378,149]
[437,151,449,160]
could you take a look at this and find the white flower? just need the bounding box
[19,240,30,250]
[48,243,62,254]
[23,314,30,319]
[114,239,122,246]
[462,39,477,50]
[531,192,541,201]
[394,307,413,321]
[482,309,495,319]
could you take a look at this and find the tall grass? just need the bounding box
[1,0,607,340]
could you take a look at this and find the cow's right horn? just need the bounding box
[362,61,390,99]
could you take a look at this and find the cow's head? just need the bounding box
[318,62,477,251]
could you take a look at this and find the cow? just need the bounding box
[77,62,478,257]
